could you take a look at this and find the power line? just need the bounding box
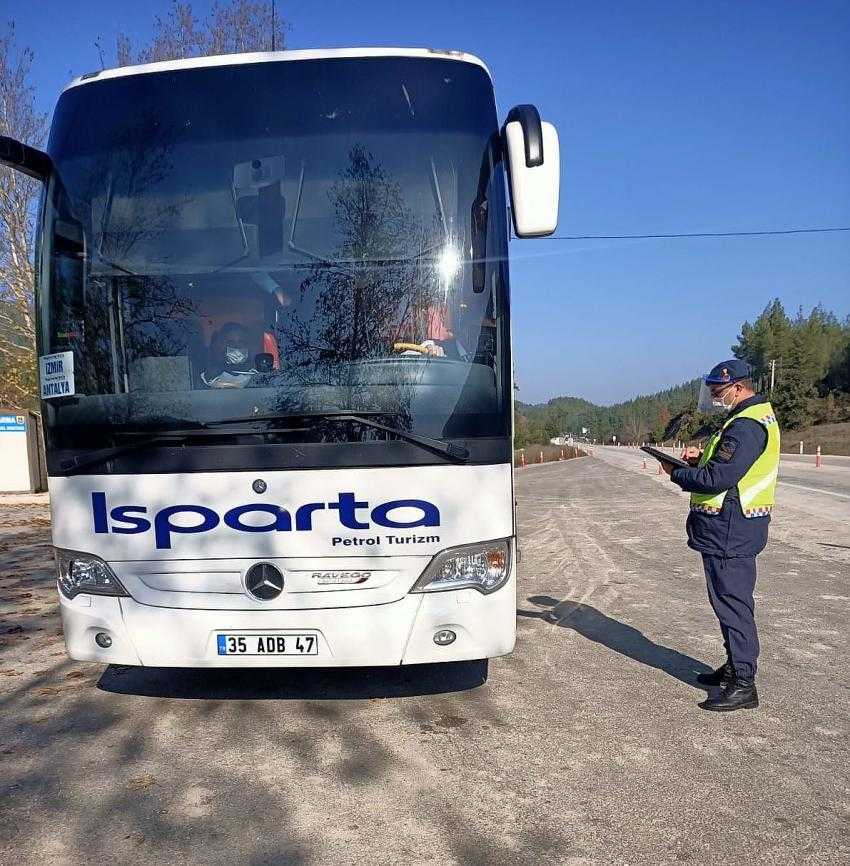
[538,226,850,241]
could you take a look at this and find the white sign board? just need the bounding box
[39,352,75,399]
[0,413,31,491]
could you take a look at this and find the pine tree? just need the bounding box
[772,331,817,429]
[733,298,793,385]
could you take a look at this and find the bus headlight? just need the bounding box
[410,539,511,595]
[55,548,129,600]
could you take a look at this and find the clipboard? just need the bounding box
[640,446,689,469]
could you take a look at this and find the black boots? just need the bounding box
[696,662,732,687]
[700,675,759,712]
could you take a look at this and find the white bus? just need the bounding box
[1,48,559,668]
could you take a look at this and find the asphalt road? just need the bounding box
[597,445,850,499]
[1,459,848,866]
[597,445,850,530]
[632,445,850,502]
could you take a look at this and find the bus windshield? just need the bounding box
[40,56,511,471]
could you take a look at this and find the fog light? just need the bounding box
[94,632,112,648]
[433,629,456,646]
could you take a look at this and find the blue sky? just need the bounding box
[11,0,850,404]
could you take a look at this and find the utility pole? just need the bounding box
[271,0,276,51]
[769,358,777,392]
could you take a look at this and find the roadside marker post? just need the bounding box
[539,450,544,464]
[799,441,804,455]
[816,446,822,469]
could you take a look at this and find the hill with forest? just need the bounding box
[515,379,701,447]
[516,299,850,450]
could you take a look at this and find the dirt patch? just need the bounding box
[781,420,850,455]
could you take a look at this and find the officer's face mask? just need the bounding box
[225,346,249,366]
[712,387,737,411]
[697,381,738,415]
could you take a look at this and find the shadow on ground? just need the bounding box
[518,596,711,689]
[98,659,489,700]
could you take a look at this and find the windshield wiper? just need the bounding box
[327,414,470,463]
[58,424,308,474]
[207,411,470,463]
[62,412,469,474]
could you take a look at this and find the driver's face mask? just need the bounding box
[225,346,249,366]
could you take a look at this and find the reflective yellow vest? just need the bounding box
[690,401,780,518]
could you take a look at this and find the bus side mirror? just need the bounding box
[0,135,52,182]
[502,105,559,238]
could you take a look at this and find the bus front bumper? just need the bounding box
[57,574,516,667]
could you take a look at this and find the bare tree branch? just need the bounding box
[0,22,45,409]
[115,1,290,66]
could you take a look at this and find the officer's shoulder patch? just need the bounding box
[715,437,738,462]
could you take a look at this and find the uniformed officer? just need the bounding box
[661,359,780,712]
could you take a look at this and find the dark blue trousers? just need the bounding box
[702,554,759,678]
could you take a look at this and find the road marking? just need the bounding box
[778,481,850,500]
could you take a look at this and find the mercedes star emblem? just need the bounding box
[245,562,284,600]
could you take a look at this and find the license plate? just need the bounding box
[216,633,318,656]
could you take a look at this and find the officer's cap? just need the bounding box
[704,359,751,385]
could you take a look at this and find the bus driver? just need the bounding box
[201,322,259,388]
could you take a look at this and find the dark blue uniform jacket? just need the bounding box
[670,395,770,558]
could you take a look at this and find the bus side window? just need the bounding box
[50,219,87,358]
[471,133,502,295]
